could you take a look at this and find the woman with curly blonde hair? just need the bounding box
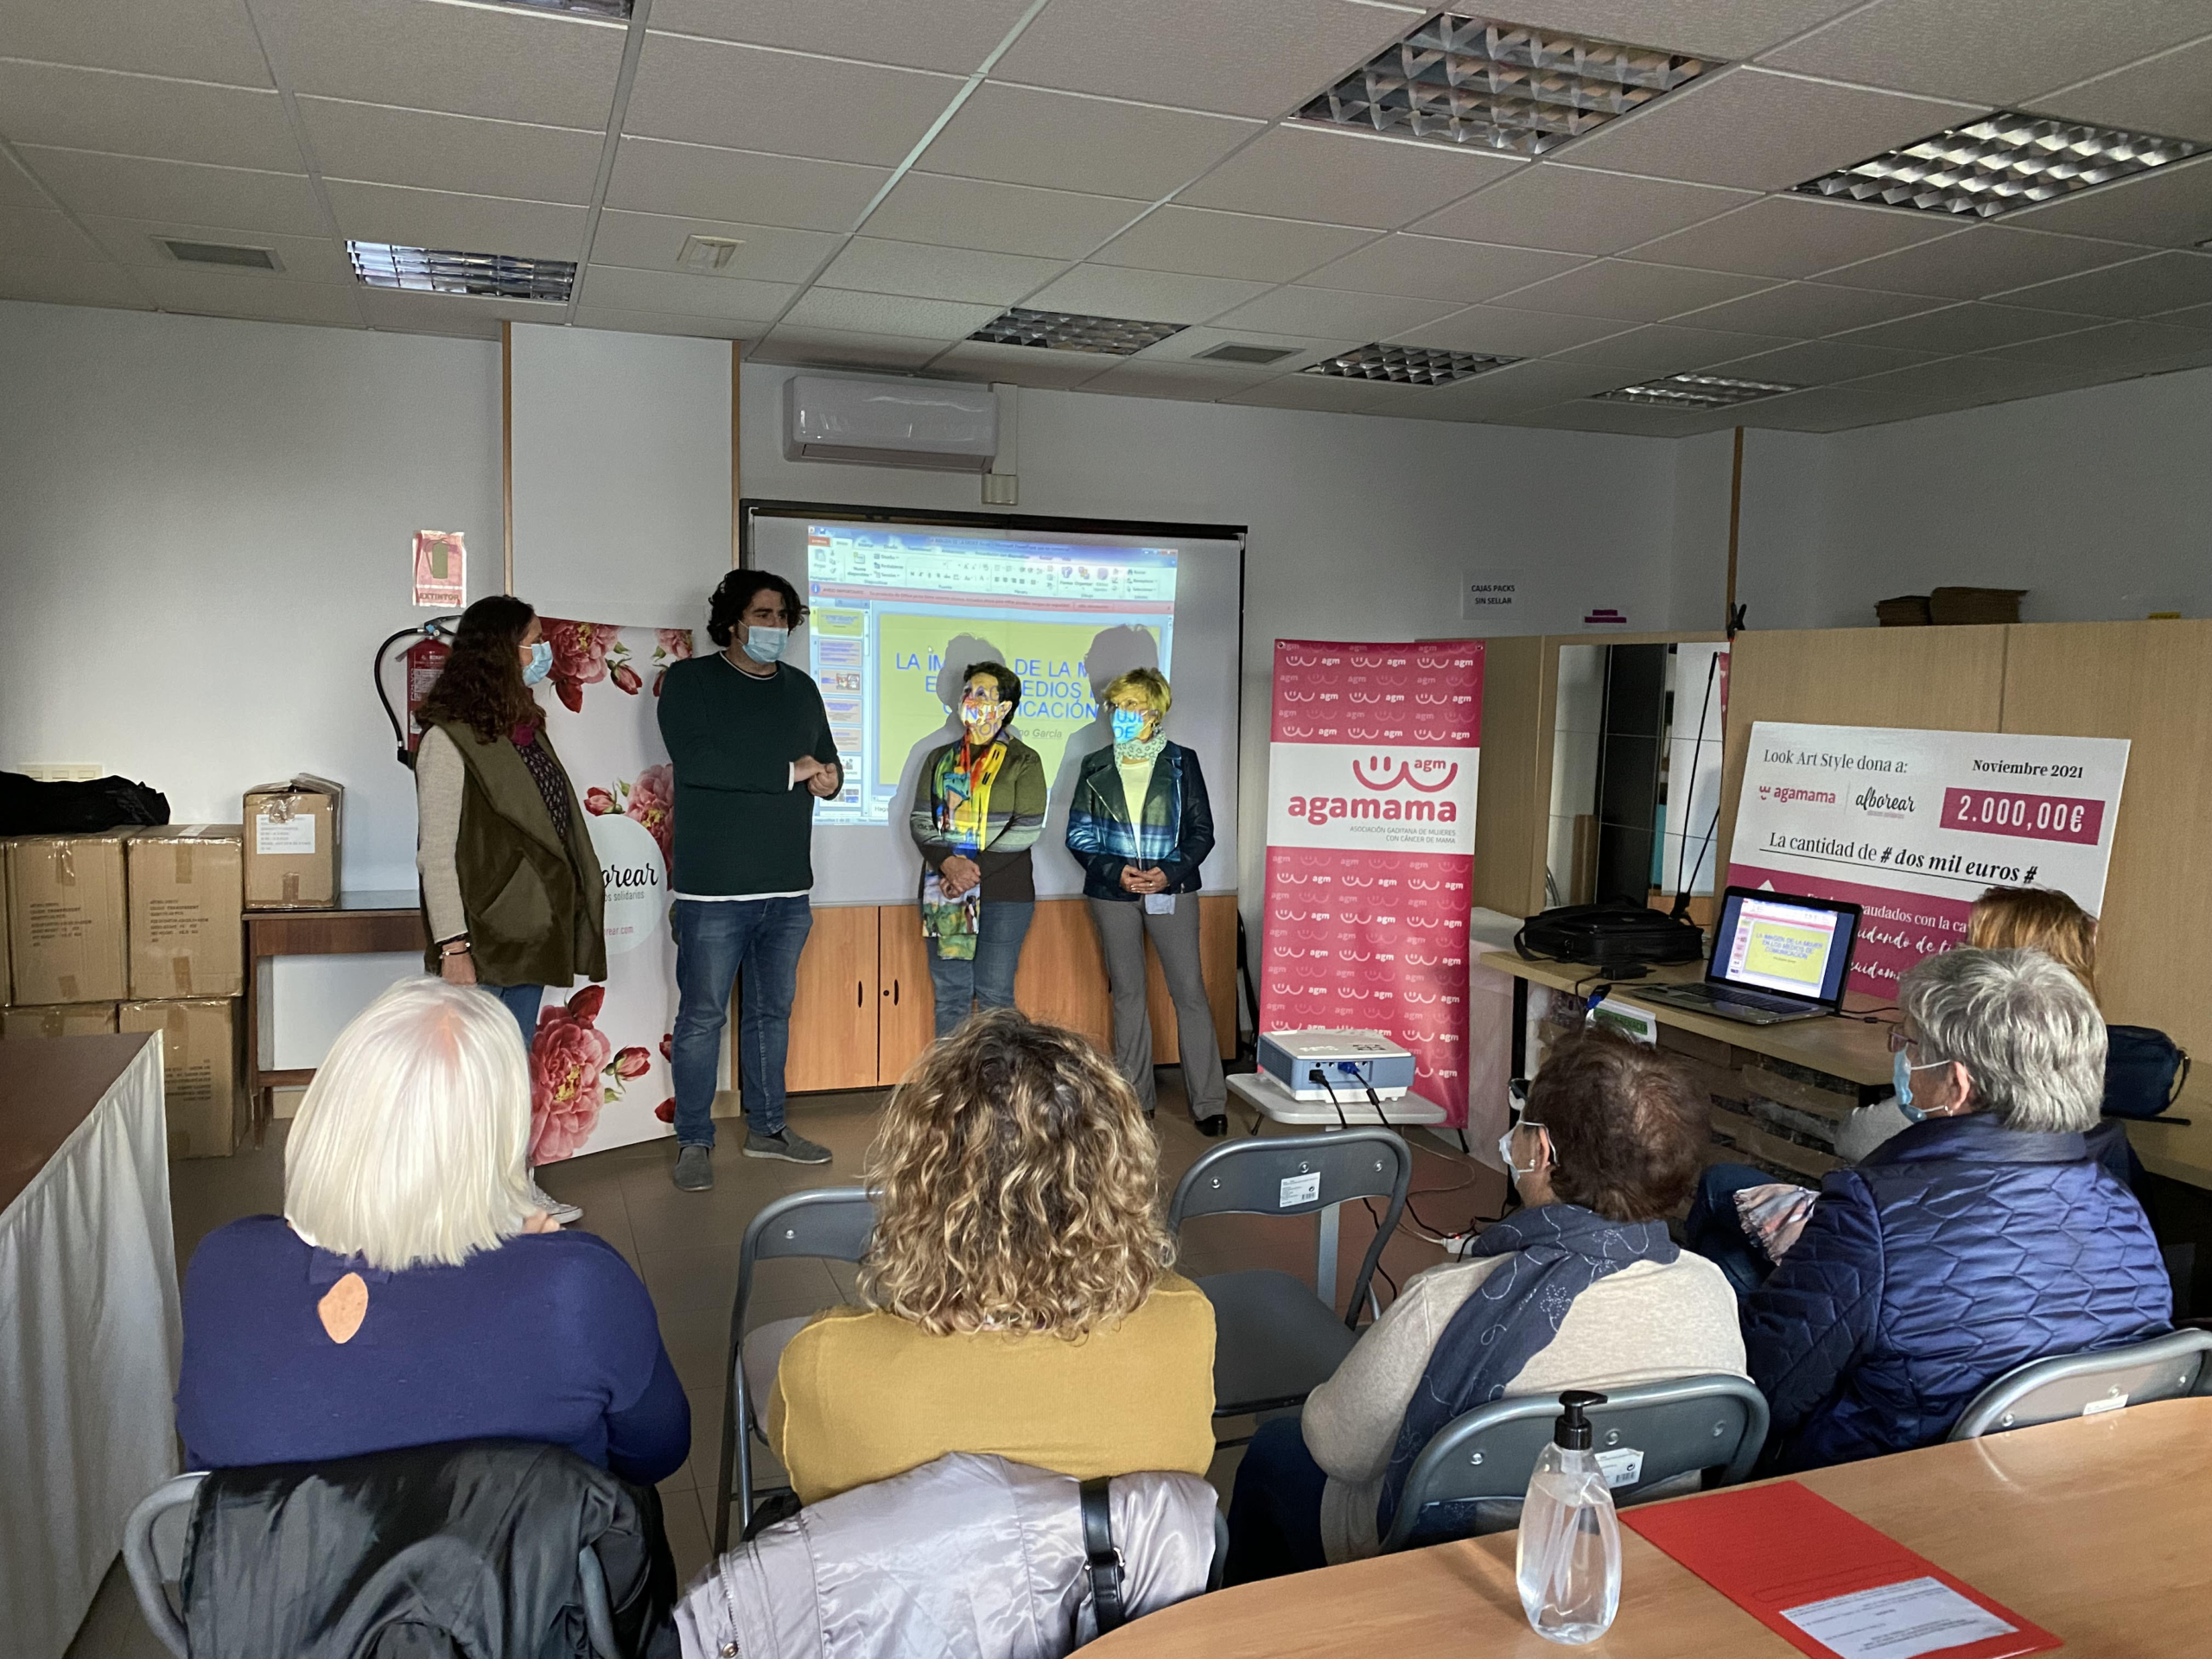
[766,1009,1217,1505]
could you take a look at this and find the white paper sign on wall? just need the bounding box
[1461,569,1522,621]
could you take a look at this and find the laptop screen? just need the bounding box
[1709,890,1859,1006]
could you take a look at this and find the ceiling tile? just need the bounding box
[607,139,890,232]
[1122,324,1354,368]
[132,264,364,327]
[861,172,1143,257]
[1735,385,1920,431]
[1219,373,1408,414]
[1554,67,1980,193]
[927,339,1113,387]
[16,148,326,236]
[2035,35,2212,144]
[1515,398,1730,436]
[1470,0,1863,60]
[1990,250,2212,318]
[2000,152,2212,247]
[0,152,49,210]
[1487,258,1778,321]
[1845,354,2077,405]
[1984,317,2212,372]
[0,63,297,171]
[296,98,604,204]
[1816,225,2145,298]
[1205,283,1459,338]
[357,288,547,338]
[1021,264,1268,323]
[1549,323,1795,375]
[1762,0,2212,107]
[1091,206,1374,282]
[1707,336,1939,384]
[2159,300,2212,329]
[1836,302,2104,353]
[322,180,590,259]
[0,0,272,87]
[1408,165,1751,255]
[749,325,946,369]
[645,0,1034,73]
[571,302,755,340]
[1421,356,1631,408]
[585,210,841,281]
[259,0,626,129]
[79,215,352,283]
[1299,234,1586,303]
[991,0,1421,120]
[1628,194,1957,278]
[780,288,1002,339]
[1669,279,1948,337]
[916,84,1258,197]
[578,265,796,321]
[1077,359,1279,399]
[0,254,151,308]
[1392,303,1635,354]
[625,36,962,166]
[815,237,1064,303]
[0,206,105,264]
[1174,124,1519,228]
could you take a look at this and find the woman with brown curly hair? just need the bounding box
[766,1009,1216,1505]
[416,595,606,1222]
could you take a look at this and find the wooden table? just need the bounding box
[1097,1396,2212,1657]
[244,887,426,1124]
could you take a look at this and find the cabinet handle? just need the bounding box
[856,980,863,1008]
[893,979,900,1006]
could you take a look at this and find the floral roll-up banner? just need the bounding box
[1260,639,1484,1128]
[524,618,695,1162]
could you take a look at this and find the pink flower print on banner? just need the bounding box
[658,1032,673,1063]
[651,628,694,696]
[584,785,618,816]
[529,983,611,1162]
[611,661,643,695]
[543,620,611,714]
[613,1046,652,1080]
[654,1098,676,1124]
[625,763,675,865]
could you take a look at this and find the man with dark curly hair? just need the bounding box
[656,569,842,1190]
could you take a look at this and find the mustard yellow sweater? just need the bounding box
[768,1274,1217,1505]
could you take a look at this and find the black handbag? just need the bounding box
[1515,899,1707,972]
[2103,1025,2190,1120]
[0,770,169,836]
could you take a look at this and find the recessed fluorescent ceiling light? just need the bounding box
[969,308,1185,355]
[1796,112,2202,218]
[159,238,279,270]
[1300,12,1711,156]
[347,241,575,302]
[1196,342,1300,365]
[1593,372,1799,409]
[1304,343,1519,385]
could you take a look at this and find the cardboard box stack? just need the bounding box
[243,776,343,909]
[118,997,246,1160]
[2,1002,118,1039]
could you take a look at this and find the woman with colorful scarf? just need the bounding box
[1065,668,1226,1135]
[908,661,1046,1039]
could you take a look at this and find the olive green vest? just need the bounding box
[422,718,607,989]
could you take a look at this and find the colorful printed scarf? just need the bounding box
[922,739,1006,959]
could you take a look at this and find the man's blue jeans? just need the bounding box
[671,896,812,1147]
[926,899,1034,1039]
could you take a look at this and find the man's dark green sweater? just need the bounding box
[657,654,840,897]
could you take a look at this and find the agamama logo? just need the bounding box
[1758,785,1837,805]
[1289,753,1460,824]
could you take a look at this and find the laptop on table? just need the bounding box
[1639,887,1861,1027]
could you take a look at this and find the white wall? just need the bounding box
[0,302,501,890]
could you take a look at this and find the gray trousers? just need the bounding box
[1088,895,1228,1120]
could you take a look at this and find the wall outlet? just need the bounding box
[18,762,101,781]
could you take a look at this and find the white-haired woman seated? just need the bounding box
[175,976,688,1484]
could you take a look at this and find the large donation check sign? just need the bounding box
[1262,639,1483,1127]
[1729,721,2129,998]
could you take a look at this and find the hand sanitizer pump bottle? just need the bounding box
[1515,1390,1622,1644]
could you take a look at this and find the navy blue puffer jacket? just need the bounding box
[1744,1112,2169,1471]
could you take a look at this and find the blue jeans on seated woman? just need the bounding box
[1224,1415,1330,1584]
[926,899,1034,1039]
[1684,1162,1780,1297]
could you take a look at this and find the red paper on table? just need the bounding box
[1623,1482,2059,1659]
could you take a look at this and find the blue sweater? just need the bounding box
[176,1217,690,1486]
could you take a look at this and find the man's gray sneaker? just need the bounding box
[743,1128,832,1165]
[672,1143,715,1192]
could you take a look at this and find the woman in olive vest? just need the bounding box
[416,595,606,1223]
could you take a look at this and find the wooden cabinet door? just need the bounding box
[877,905,936,1086]
[1014,899,1115,1052]
[780,905,879,1093]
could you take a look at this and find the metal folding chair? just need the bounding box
[1380,1374,1770,1551]
[1167,1128,1411,1421]
[1946,1327,2212,1440]
[713,1185,877,1553]
[122,1467,624,1657]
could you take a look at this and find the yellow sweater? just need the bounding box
[768,1274,1217,1505]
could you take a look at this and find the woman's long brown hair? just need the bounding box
[418,595,540,744]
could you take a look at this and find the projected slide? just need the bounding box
[805,524,1177,824]
[1725,898,1841,995]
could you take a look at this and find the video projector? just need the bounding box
[1256,1030,1416,1103]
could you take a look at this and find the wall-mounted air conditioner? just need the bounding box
[782,374,998,472]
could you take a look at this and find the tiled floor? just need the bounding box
[73,1074,1504,1652]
